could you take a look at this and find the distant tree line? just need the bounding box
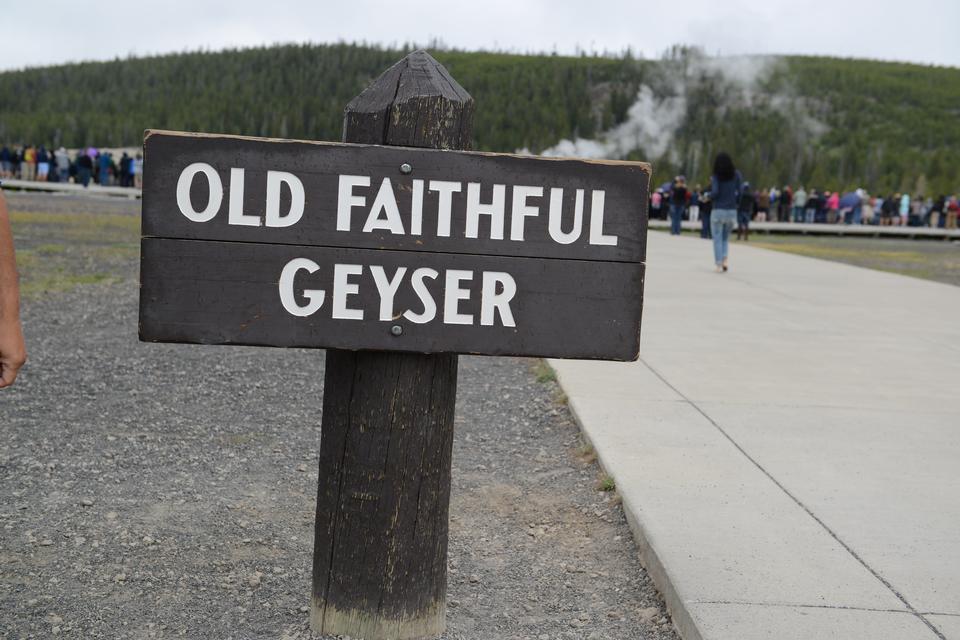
[1,42,957,196]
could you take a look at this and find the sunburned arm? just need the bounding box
[0,190,26,388]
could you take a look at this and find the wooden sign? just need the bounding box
[140,130,649,360]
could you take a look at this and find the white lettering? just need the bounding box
[370,265,408,321]
[363,178,405,234]
[176,162,223,222]
[403,268,439,324]
[481,271,517,327]
[337,175,370,232]
[332,264,364,320]
[466,183,505,240]
[278,258,325,317]
[429,180,461,237]
[510,185,542,241]
[443,270,474,325]
[265,171,305,228]
[410,179,424,236]
[588,190,617,246]
[548,188,584,244]
[228,168,261,226]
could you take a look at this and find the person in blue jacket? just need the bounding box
[708,152,742,272]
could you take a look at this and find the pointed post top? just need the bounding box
[343,50,474,150]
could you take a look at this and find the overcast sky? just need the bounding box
[4,0,958,71]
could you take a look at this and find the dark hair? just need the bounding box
[713,152,736,182]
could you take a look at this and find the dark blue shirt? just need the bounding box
[709,171,743,210]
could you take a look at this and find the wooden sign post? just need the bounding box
[139,51,649,639]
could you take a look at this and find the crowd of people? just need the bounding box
[652,178,960,240]
[0,144,143,189]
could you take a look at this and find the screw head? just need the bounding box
[399,163,413,175]
[390,324,403,336]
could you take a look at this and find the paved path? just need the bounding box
[1,178,140,199]
[550,232,960,640]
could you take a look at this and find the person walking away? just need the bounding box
[880,195,896,226]
[21,145,36,181]
[689,187,700,224]
[0,189,27,388]
[77,152,93,187]
[793,186,807,222]
[55,147,70,183]
[899,193,910,226]
[709,152,741,272]
[737,181,755,241]
[669,176,688,235]
[699,191,712,239]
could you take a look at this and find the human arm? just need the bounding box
[0,189,26,388]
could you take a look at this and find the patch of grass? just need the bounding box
[750,235,960,287]
[11,209,139,300]
[533,359,557,383]
[597,474,616,492]
[576,441,597,465]
[554,391,568,405]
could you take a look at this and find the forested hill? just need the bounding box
[2,43,958,195]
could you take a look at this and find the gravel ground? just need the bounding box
[0,193,677,639]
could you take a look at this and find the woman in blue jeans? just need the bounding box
[708,152,742,272]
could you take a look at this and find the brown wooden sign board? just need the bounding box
[140,130,650,360]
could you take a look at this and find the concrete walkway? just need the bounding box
[550,232,960,640]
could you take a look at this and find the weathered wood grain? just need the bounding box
[141,131,650,263]
[139,238,644,360]
[310,50,469,640]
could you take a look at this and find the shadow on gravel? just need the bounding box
[1,200,677,639]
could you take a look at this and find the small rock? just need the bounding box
[299,605,309,613]
[296,464,307,472]
[113,573,127,583]
[469,574,480,583]
[638,606,659,623]
[105,512,118,520]
[80,499,94,507]
[248,572,263,587]
[39,539,54,546]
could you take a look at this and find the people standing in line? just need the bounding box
[0,188,27,389]
[736,181,755,241]
[669,175,688,236]
[55,147,70,183]
[98,151,112,187]
[689,186,700,224]
[36,146,50,182]
[650,189,662,221]
[21,145,36,181]
[779,185,793,222]
[76,151,93,187]
[899,193,910,227]
[0,146,11,179]
[804,189,819,223]
[133,153,144,189]
[825,190,840,223]
[755,188,769,222]
[793,186,807,223]
[861,195,875,224]
[699,190,712,239]
[945,196,959,229]
[709,152,741,272]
